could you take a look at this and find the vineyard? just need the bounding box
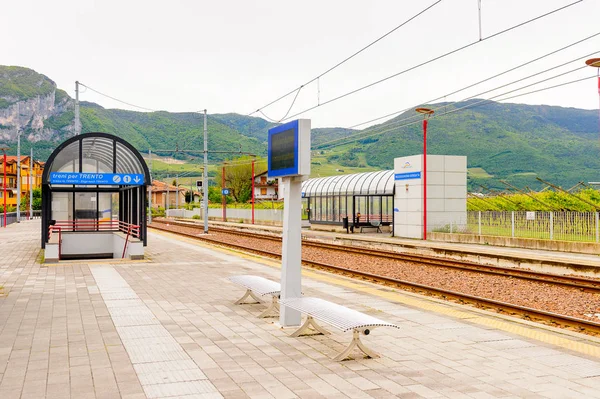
[467,187,600,212]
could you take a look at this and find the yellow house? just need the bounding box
[0,156,44,209]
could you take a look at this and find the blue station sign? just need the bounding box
[222,188,230,195]
[394,171,422,181]
[49,172,144,185]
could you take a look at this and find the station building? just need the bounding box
[41,132,150,261]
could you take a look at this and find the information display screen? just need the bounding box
[270,128,296,172]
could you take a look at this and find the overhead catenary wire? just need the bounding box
[78,82,158,112]
[314,74,597,150]
[347,31,600,130]
[280,0,584,123]
[248,0,444,117]
[313,48,599,149]
[353,50,599,135]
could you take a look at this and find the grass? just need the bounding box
[468,167,492,178]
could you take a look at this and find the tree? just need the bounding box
[20,188,42,211]
[218,156,267,202]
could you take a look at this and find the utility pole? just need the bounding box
[29,148,33,219]
[148,149,152,224]
[203,109,208,234]
[166,173,170,212]
[1,146,8,227]
[16,131,20,222]
[251,159,255,224]
[75,81,80,135]
[176,174,179,209]
[222,163,226,222]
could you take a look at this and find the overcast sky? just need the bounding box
[3,0,599,129]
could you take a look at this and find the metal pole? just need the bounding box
[166,174,170,212]
[75,81,80,135]
[511,211,515,238]
[550,211,554,240]
[251,159,255,224]
[148,149,152,224]
[478,210,481,236]
[596,212,599,243]
[16,132,20,222]
[29,148,33,219]
[176,174,179,209]
[423,119,427,240]
[2,150,6,227]
[222,164,226,222]
[203,109,208,234]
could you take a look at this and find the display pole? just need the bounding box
[279,176,302,326]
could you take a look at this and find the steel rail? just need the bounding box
[153,219,600,292]
[149,222,600,335]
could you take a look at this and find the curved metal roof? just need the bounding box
[302,170,394,196]
[42,132,151,185]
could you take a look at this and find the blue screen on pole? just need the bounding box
[268,120,299,177]
[49,172,144,185]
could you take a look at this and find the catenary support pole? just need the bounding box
[203,109,208,234]
[29,148,32,219]
[251,159,255,224]
[16,132,20,222]
[75,81,80,135]
[2,150,6,227]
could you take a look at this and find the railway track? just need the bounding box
[150,220,600,335]
[154,219,600,293]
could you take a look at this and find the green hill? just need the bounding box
[1,65,599,190]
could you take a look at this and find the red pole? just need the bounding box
[251,160,255,225]
[222,164,226,222]
[423,119,428,241]
[3,152,6,227]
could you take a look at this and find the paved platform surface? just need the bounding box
[2,220,600,398]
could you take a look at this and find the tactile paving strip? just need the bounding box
[91,266,222,399]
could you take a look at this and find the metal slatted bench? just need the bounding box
[229,275,281,318]
[360,221,382,233]
[280,297,400,361]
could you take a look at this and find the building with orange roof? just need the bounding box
[0,155,44,209]
[150,180,186,209]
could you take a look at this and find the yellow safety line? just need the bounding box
[150,228,600,358]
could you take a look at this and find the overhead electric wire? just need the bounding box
[314,69,596,150]
[280,0,584,122]
[248,0,444,117]
[347,31,600,130]
[354,50,599,135]
[78,82,158,112]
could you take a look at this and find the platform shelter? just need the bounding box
[41,132,150,261]
[301,170,395,231]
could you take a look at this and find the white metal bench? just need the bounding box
[229,275,281,318]
[280,297,400,361]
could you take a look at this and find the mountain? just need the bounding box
[1,65,599,190]
[356,100,600,190]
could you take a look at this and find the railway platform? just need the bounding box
[2,220,600,398]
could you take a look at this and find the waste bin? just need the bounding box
[342,216,349,233]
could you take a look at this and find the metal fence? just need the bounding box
[449,211,600,243]
[0,210,41,228]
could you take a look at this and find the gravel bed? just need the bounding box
[151,222,600,323]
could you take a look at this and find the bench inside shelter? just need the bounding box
[229,275,281,318]
[280,297,400,361]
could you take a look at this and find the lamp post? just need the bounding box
[0,146,8,227]
[585,58,600,143]
[415,107,434,240]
